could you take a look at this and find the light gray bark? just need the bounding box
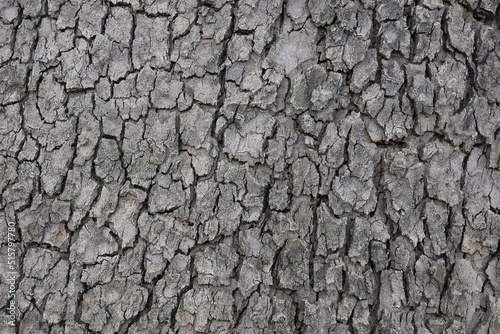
[1,0,500,333]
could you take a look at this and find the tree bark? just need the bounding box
[1,0,500,333]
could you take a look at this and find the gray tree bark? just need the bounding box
[1,0,500,333]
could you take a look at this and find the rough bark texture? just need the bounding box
[1,0,500,333]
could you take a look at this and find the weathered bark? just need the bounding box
[1,0,500,333]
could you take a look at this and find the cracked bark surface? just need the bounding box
[1,0,500,333]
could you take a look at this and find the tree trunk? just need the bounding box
[1,0,499,333]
